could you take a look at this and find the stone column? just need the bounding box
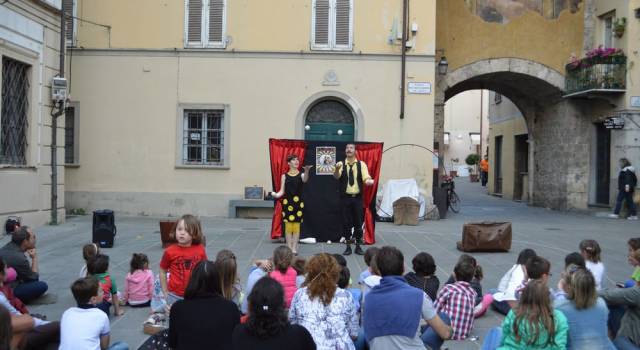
[434,75,446,178]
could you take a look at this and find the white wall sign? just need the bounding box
[631,96,640,108]
[408,82,431,94]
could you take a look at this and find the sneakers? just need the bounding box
[628,216,639,220]
[608,214,620,219]
[143,313,167,335]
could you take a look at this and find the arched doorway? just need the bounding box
[304,99,355,142]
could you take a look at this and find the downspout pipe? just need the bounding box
[400,0,408,119]
[51,5,66,225]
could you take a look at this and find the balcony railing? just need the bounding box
[564,56,626,97]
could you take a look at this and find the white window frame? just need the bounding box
[601,12,615,48]
[311,0,353,51]
[176,104,230,169]
[184,0,227,49]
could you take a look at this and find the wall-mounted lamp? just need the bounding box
[436,49,448,75]
[337,129,343,136]
[438,56,449,75]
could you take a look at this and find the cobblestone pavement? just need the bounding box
[11,179,636,349]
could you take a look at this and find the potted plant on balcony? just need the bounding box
[466,153,480,182]
[614,18,627,38]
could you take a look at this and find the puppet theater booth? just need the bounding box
[269,139,382,244]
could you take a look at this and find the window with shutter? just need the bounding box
[185,0,226,48]
[311,0,352,51]
[313,0,330,47]
[186,0,203,45]
[208,0,225,46]
[63,0,75,46]
[334,0,351,48]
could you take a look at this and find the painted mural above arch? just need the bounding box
[464,0,582,23]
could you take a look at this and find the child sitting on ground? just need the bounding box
[358,247,380,285]
[404,252,440,301]
[624,238,640,288]
[60,277,129,350]
[445,254,493,317]
[79,243,99,278]
[564,252,586,269]
[88,254,124,316]
[580,239,606,290]
[216,249,243,308]
[122,253,153,307]
[269,246,298,308]
[435,260,478,340]
[492,248,537,315]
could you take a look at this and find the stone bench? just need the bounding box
[228,199,274,218]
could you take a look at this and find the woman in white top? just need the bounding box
[580,239,605,290]
[491,249,537,315]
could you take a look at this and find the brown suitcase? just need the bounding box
[456,222,512,252]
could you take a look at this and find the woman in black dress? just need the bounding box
[270,155,311,255]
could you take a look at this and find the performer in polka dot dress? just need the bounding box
[270,154,312,255]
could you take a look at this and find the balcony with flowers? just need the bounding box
[564,46,626,98]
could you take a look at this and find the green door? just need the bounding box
[304,99,355,142]
[305,123,354,141]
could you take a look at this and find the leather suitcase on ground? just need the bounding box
[456,222,512,252]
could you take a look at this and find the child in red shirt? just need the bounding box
[160,214,207,305]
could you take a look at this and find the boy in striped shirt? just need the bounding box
[434,261,477,340]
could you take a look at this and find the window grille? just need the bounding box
[1,57,30,165]
[65,106,76,164]
[182,110,224,165]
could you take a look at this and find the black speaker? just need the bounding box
[92,210,116,248]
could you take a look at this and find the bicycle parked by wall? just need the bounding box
[440,176,460,213]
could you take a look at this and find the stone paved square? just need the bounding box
[11,181,638,349]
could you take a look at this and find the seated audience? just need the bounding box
[404,252,439,301]
[0,227,48,303]
[269,246,298,308]
[122,253,153,307]
[60,277,128,350]
[580,239,606,290]
[0,259,59,349]
[289,253,358,350]
[564,252,585,269]
[363,246,452,350]
[169,260,240,349]
[359,247,380,285]
[232,277,315,349]
[482,280,568,350]
[436,261,477,340]
[491,249,536,315]
[599,257,640,350]
[87,254,124,316]
[445,254,493,317]
[554,265,615,349]
[79,243,99,278]
[216,250,243,308]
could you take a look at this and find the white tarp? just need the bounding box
[377,179,426,218]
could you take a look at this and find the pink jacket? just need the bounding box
[270,267,298,308]
[123,269,153,305]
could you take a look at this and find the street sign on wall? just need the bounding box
[604,117,625,129]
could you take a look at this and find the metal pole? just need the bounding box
[51,5,65,225]
[399,0,408,119]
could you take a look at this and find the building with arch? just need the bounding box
[62,0,438,218]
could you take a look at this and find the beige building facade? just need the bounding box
[0,0,64,228]
[64,0,438,217]
[443,90,489,176]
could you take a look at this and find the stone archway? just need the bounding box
[435,58,594,211]
[295,91,365,141]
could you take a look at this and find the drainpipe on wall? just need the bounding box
[400,0,408,119]
[50,5,66,225]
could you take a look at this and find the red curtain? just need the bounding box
[269,139,308,239]
[356,143,383,245]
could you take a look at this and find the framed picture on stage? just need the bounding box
[316,146,336,175]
